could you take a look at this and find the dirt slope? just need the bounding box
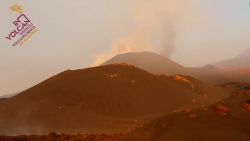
[0,64,227,135]
[123,83,250,141]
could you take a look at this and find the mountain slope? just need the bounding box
[216,48,250,68]
[123,83,250,141]
[102,52,186,75]
[186,65,229,85]
[215,48,250,82]
[0,92,19,99]
[0,64,228,135]
[102,52,229,84]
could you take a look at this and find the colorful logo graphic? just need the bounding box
[5,4,38,47]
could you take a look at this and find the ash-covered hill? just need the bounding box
[0,64,227,135]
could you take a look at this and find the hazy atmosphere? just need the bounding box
[1,0,250,96]
[0,1,250,140]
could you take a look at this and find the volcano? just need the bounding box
[102,52,229,84]
[0,64,227,135]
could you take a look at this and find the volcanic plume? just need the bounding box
[91,0,198,66]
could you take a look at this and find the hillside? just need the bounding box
[216,48,250,68]
[215,48,250,82]
[0,64,227,135]
[102,52,229,84]
[102,52,186,75]
[122,83,250,141]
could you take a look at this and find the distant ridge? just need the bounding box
[215,48,250,82]
[103,52,229,84]
[216,48,250,68]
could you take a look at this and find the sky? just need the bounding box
[0,0,250,96]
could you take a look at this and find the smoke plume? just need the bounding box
[91,0,197,66]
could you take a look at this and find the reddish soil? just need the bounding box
[0,133,124,141]
[214,104,230,116]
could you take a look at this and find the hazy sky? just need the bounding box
[0,0,250,96]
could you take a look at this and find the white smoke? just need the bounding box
[91,0,205,66]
